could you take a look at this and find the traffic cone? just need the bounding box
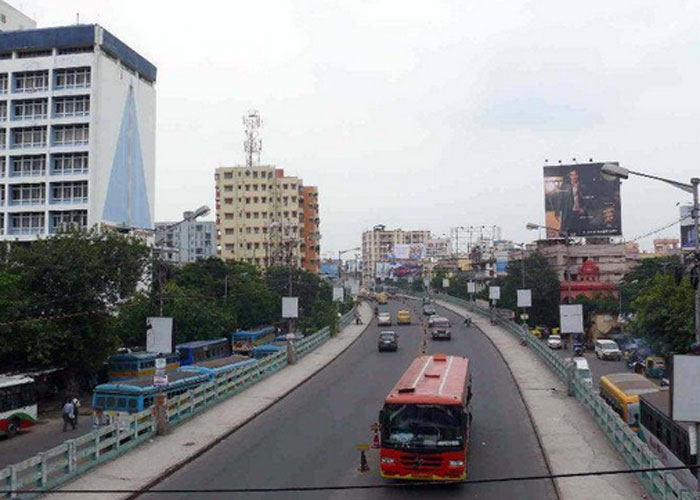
[372,428,380,448]
[358,450,370,472]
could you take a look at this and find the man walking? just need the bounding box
[62,400,76,432]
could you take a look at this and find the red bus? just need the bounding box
[379,353,472,481]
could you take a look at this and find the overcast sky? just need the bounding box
[19,0,700,256]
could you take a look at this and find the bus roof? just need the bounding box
[108,351,178,361]
[176,338,228,350]
[385,354,469,406]
[232,326,276,341]
[600,373,660,397]
[0,375,34,389]
[191,355,252,369]
[94,370,204,393]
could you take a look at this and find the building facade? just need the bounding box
[155,213,216,264]
[361,225,430,284]
[300,185,320,273]
[0,24,156,240]
[0,1,35,32]
[215,165,319,272]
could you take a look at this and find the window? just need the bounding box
[17,50,52,59]
[0,74,6,94]
[10,184,45,205]
[54,95,90,118]
[58,46,94,55]
[11,155,45,177]
[224,172,233,179]
[12,127,46,148]
[224,185,233,192]
[51,181,88,204]
[224,197,233,204]
[50,210,87,233]
[224,213,233,220]
[52,152,88,175]
[54,67,91,90]
[13,99,48,120]
[0,101,6,120]
[53,124,89,146]
[225,228,234,235]
[14,71,49,93]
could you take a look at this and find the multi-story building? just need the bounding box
[155,213,216,264]
[300,185,320,273]
[0,24,156,240]
[361,225,430,284]
[0,1,35,32]
[425,238,450,258]
[215,165,319,272]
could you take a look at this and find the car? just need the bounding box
[396,310,411,325]
[572,357,593,387]
[430,316,451,340]
[547,335,562,349]
[423,304,436,316]
[378,331,398,352]
[377,312,392,326]
[595,339,622,361]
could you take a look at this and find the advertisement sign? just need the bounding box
[671,355,700,422]
[559,304,584,333]
[375,261,422,280]
[332,287,344,302]
[389,243,426,260]
[320,262,339,278]
[442,278,450,288]
[680,205,696,250]
[153,374,168,387]
[543,162,622,237]
[467,282,476,294]
[489,286,500,300]
[517,289,532,308]
[146,317,173,354]
[282,297,299,318]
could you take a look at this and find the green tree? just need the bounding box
[619,256,681,314]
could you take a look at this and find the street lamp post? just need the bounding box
[526,222,573,303]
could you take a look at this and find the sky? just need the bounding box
[17,0,700,256]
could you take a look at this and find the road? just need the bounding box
[544,338,634,386]
[142,299,556,500]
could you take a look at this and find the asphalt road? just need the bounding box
[544,339,633,386]
[142,299,556,500]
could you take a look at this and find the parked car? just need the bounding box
[595,339,622,361]
[572,357,593,387]
[377,312,392,326]
[378,331,398,352]
[423,304,437,316]
[547,335,563,349]
[396,310,412,325]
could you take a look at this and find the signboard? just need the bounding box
[153,374,168,387]
[543,162,622,237]
[146,317,173,354]
[332,287,344,302]
[389,243,426,260]
[489,286,500,300]
[559,304,584,334]
[155,358,166,371]
[680,205,696,250]
[350,282,360,295]
[320,262,339,278]
[423,278,430,289]
[282,297,299,318]
[467,282,476,294]
[517,289,532,308]
[375,261,422,280]
[672,355,700,422]
[442,278,450,289]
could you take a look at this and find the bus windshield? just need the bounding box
[381,403,465,449]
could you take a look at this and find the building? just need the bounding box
[361,225,430,284]
[155,213,216,264]
[425,238,450,258]
[215,165,319,272]
[652,238,680,256]
[0,1,35,32]
[559,260,618,302]
[0,24,156,240]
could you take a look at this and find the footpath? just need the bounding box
[435,299,646,500]
[48,302,373,499]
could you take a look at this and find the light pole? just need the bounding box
[526,222,573,304]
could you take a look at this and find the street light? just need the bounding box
[599,164,700,345]
[526,222,573,303]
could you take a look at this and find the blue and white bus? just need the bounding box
[107,351,180,381]
[179,355,258,378]
[177,338,232,366]
[231,326,276,354]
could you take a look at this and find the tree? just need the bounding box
[619,256,681,314]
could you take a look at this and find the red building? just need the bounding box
[560,260,618,302]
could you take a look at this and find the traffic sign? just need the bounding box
[153,374,168,387]
[155,357,166,370]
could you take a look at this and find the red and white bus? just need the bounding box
[379,353,472,481]
[0,375,37,438]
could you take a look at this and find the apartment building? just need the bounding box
[300,185,320,273]
[0,1,35,32]
[361,225,430,284]
[215,165,320,272]
[155,213,216,264]
[0,24,156,240]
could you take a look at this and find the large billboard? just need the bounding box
[543,163,622,237]
[389,243,425,260]
[375,261,422,280]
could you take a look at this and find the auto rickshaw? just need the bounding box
[644,356,666,379]
[573,341,585,357]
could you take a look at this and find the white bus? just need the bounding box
[0,375,37,438]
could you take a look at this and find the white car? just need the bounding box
[572,357,593,387]
[595,339,622,361]
[377,312,392,326]
[547,335,562,349]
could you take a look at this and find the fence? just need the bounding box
[425,292,698,500]
[1,308,357,499]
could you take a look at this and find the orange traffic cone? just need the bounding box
[358,450,370,472]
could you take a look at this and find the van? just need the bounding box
[573,357,592,387]
[595,339,622,361]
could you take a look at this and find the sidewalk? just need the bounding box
[49,303,373,499]
[436,299,646,500]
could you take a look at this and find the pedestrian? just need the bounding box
[72,397,81,425]
[62,400,75,432]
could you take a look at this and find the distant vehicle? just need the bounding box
[610,335,638,354]
[422,297,432,305]
[108,351,180,381]
[396,310,411,325]
[595,339,622,361]
[378,331,398,352]
[599,373,662,429]
[377,293,389,305]
[231,326,276,354]
[430,316,452,340]
[530,326,546,338]
[379,354,472,481]
[572,357,592,387]
[0,375,37,438]
[644,356,666,379]
[177,338,232,366]
[547,335,562,349]
[423,304,436,316]
[378,312,392,326]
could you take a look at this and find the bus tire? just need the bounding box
[6,418,20,438]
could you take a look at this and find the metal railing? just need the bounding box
[0,308,357,499]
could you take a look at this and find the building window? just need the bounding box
[224,172,233,179]
[54,95,90,118]
[224,213,233,220]
[246,227,251,234]
[57,46,94,55]
[0,74,6,94]
[224,198,233,204]
[224,185,233,192]
[0,101,6,120]
[10,183,45,205]
[13,98,48,120]
[12,126,46,148]
[50,210,87,233]
[54,67,91,90]
[14,71,49,93]
[225,228,233,235]
[9,212,44,235]
[10,155,46,177]
[53,124,89,146]
[51,181,88,204]
[52,152,88,175]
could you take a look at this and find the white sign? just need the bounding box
[672,355,700,422]
[350,282,360,295]
[489,286,500,300]
[153,374,168,387]
[442,278,450,288]
[559,304,584,334]
[146,317,173,354]
[424,278,430,289]
[282,297,299,318]
[333,287,345,302]
[517,289,532,308]
[467,282,476,294]
[155,358,166,371]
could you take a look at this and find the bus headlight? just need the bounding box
[380,457,395,464]
[449,460,465,467]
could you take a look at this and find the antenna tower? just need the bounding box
[242,109,262,167]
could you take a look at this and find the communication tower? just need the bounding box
[243,110,262,167]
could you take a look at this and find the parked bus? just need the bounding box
[599,373,662,428]
[379,354,472,481]
[251,342,286,359]
[177,338,232,366]
[231,326,276,354]
[639,391,697,490]
[108,351,180,381]
[179,355,257,379]
[0,375,37,438]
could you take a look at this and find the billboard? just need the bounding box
[320,262,339,278]
[146,317,173,353]
[543,163,622,237]
[680,205,696,250]
[375,261,422,280]
[559,304,584,334]
[389,243,426,260]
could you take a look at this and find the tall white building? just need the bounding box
[0,1,35,32]
[0,24,156,240]
[361,225,431,284]
[155,213,216,264]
